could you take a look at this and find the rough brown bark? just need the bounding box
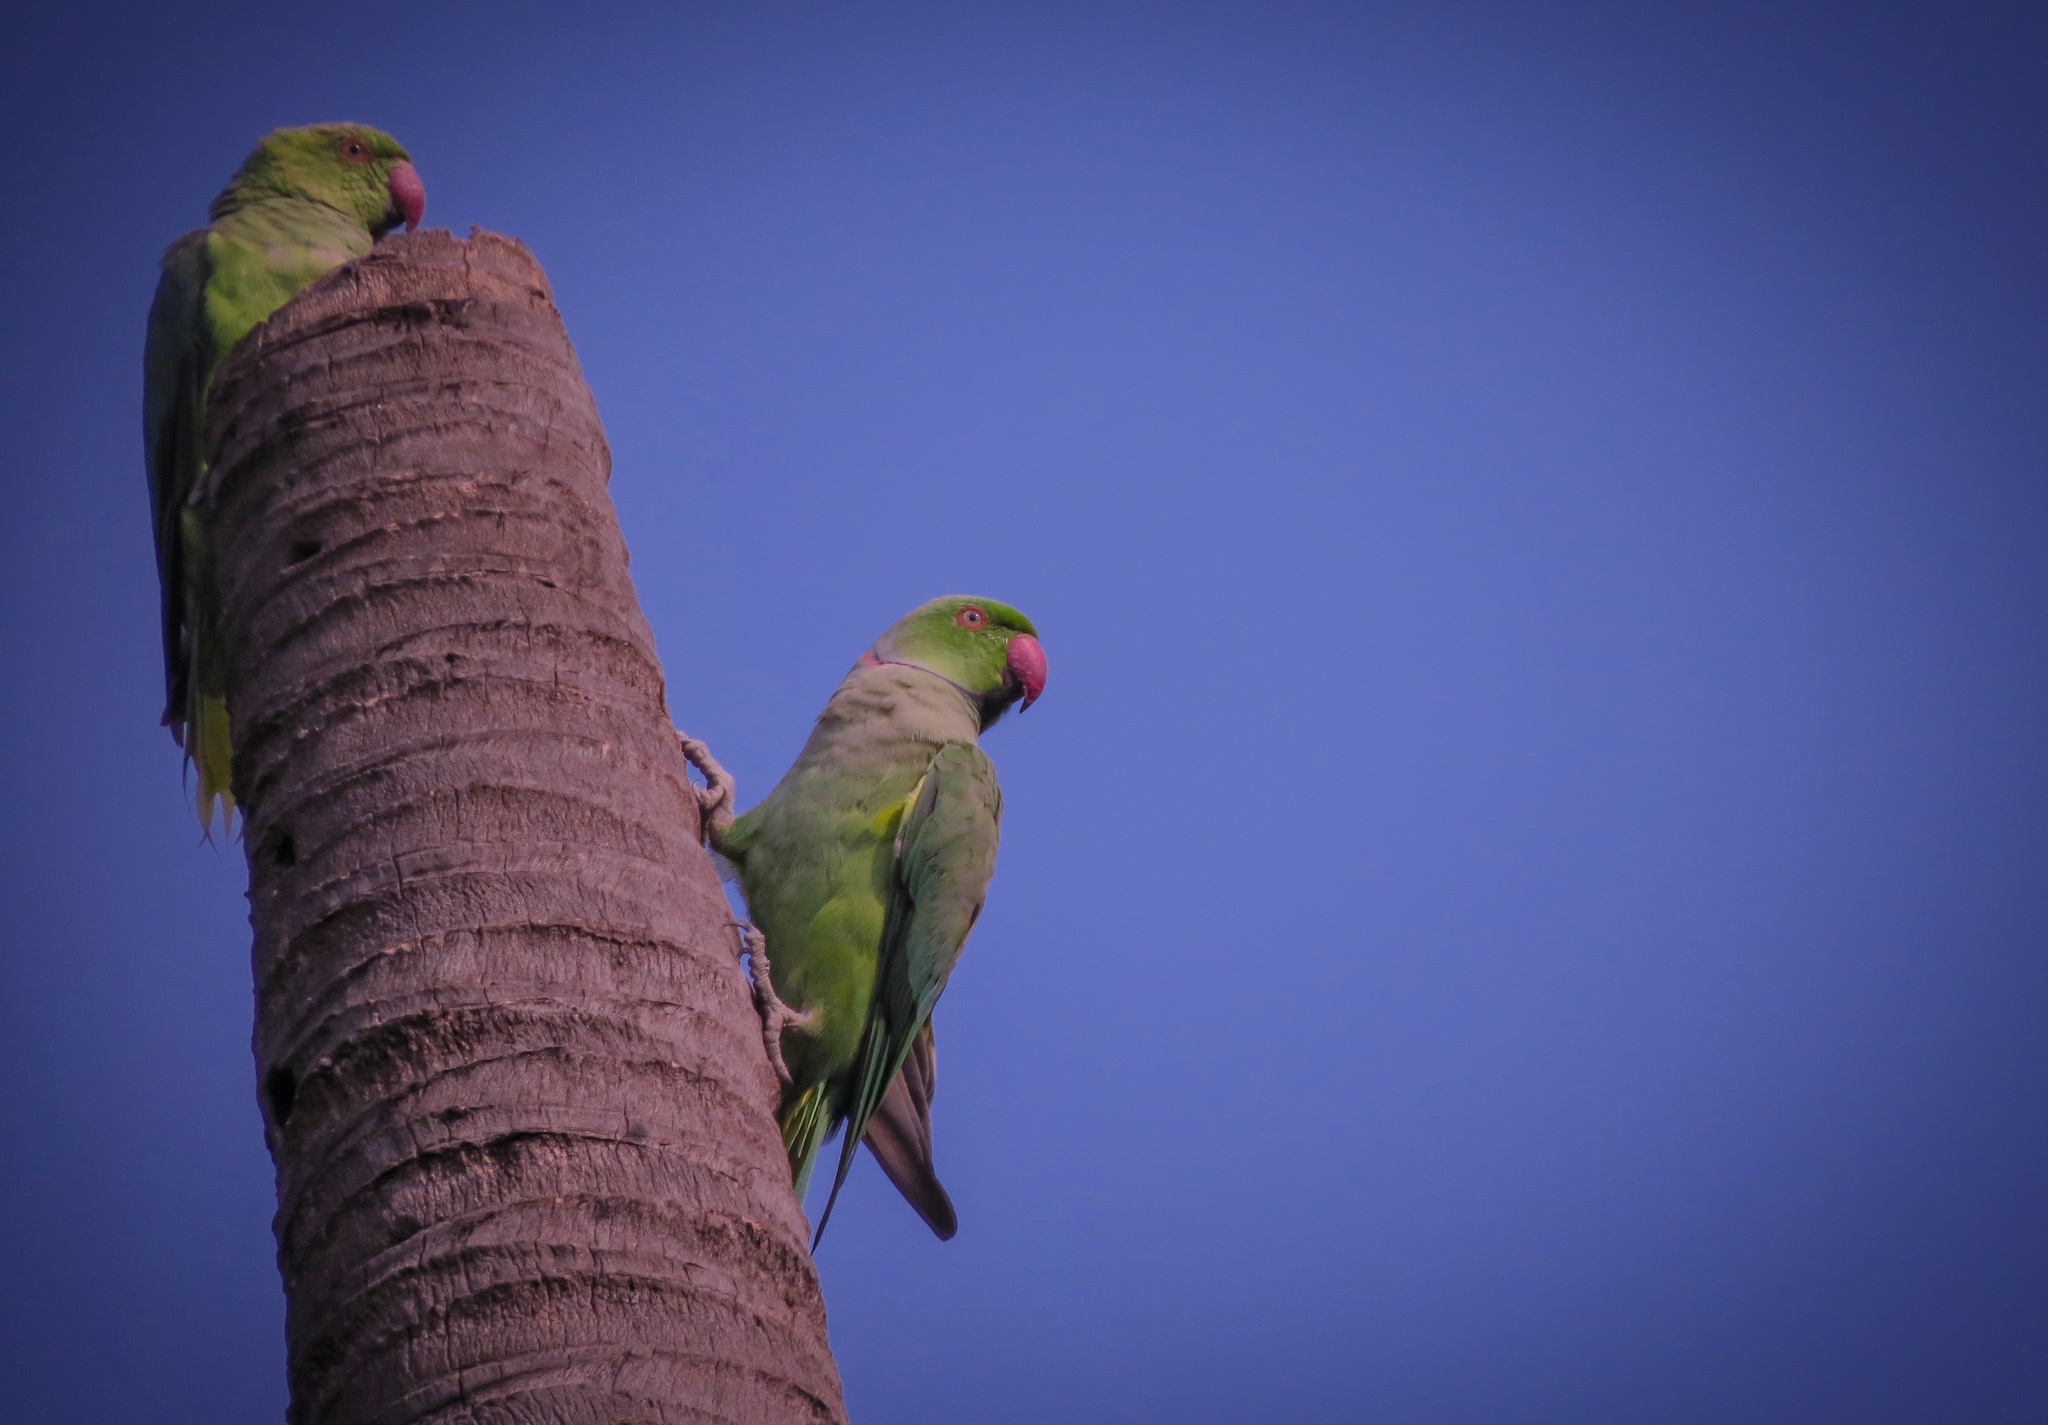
[206,229,846,1425]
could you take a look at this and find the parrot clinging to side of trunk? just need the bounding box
[145,124,425,830]
[720,595,1048,1245]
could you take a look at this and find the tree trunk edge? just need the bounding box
[206,228,847,1425]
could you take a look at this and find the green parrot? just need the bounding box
[721,595,1048,1244]
[145,123,425,829]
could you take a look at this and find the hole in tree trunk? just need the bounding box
[271,832,297,867]
[266,1066,297,1125]
[287,538,322,564]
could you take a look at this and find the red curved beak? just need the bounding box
[1006,634,1047,711]
[388,162,426,232]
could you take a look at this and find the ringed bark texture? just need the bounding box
[207,229,846,1425]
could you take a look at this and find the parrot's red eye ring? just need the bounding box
[955,606,987,630]
[338,138,371,164]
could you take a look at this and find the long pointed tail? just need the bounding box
[861,1021,956,1239]
[190,691,235,835]
[779,1081,836,1203]
[812,1016,904,1248]
[177,510,235,835]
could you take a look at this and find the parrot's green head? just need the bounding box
[866,595,1048,729]
[215,124,426,238]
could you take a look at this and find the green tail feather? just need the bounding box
[779,1082,837,1202]
[811,1017,907,1247]
[191,692,235,834]
[179,509,234,835]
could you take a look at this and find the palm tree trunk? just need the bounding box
[205,230,846,1425]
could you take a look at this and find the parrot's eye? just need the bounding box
[955,606,987,630]
[338,137,371,164]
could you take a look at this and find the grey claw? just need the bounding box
[732,920,810,1086]
[676,731,735,851]
[679,734,802,1085]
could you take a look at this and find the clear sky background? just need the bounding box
[2,3,2043,1421]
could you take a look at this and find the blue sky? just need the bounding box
[2,3,2043,1421]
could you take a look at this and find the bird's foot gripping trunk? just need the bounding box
[731,919,816,1086]
[678,731,736,848]
[679,729,818,1087]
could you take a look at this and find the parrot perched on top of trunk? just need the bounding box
[145,123,425,830]
[721,595,1048,1244]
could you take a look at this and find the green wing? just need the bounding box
[813,739,1002,1243]
[144,228,238,826]
[143,230,211,736]
[145,194,386,828]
